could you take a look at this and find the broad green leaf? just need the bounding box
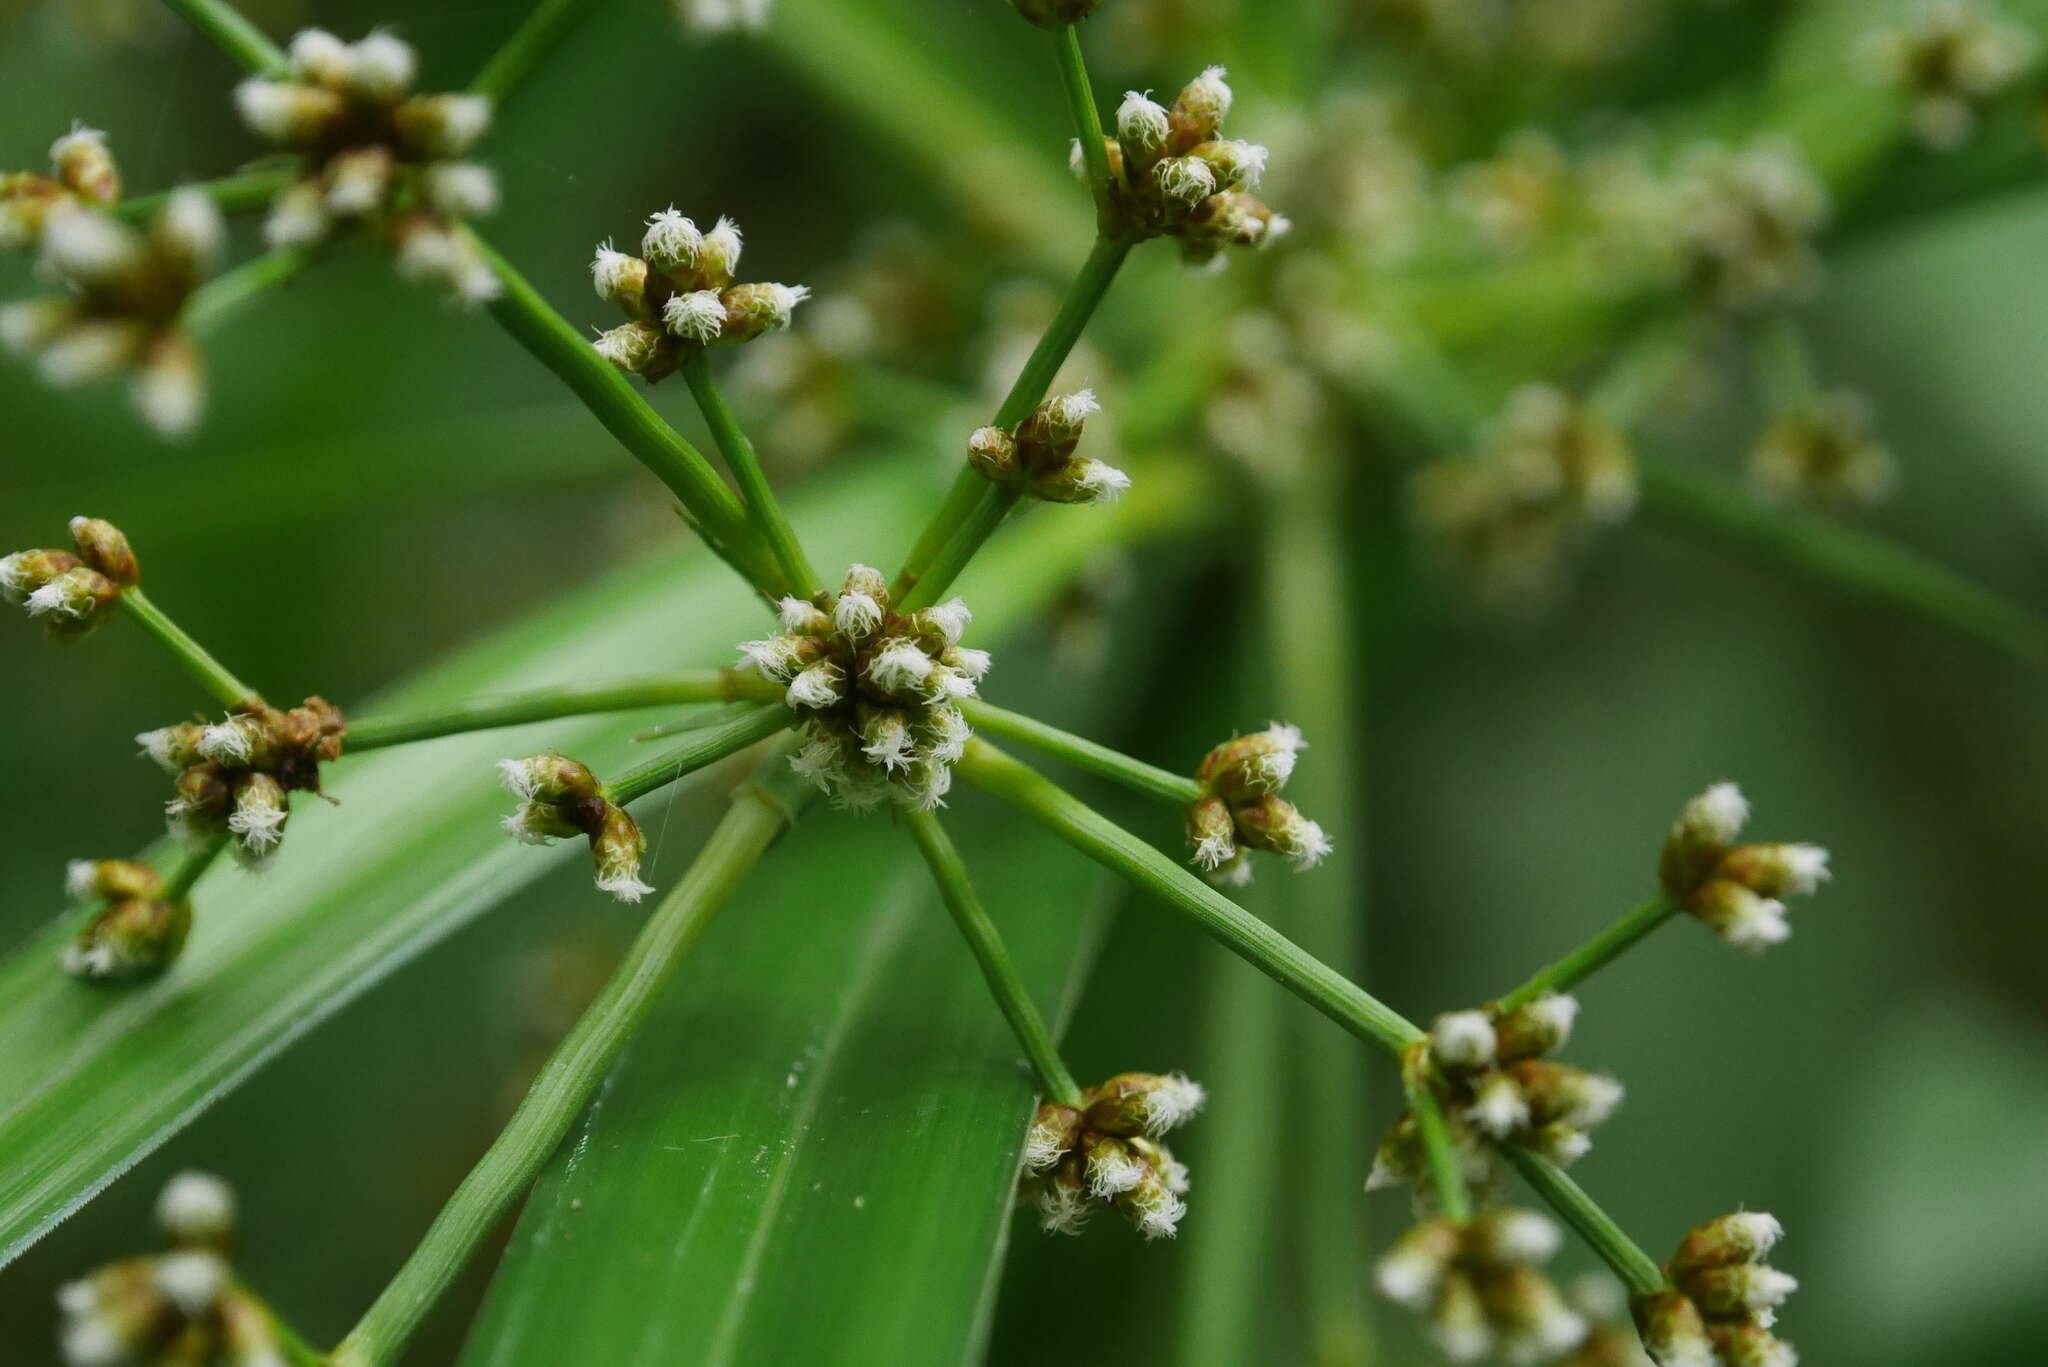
[0,452,1196,1269]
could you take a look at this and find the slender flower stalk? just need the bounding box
[469,0,608,102]
[1503,1147,1664,1297]
[601,703,793,805]
[329,749,812,1367]
[181,247,315,337]
[1052,24,1113,220]
[1493,896,1678,1014]
[1407,1075,1474,1223]
[163,834,229,902]
[160,0,290,76]
[114,166,297,225]
[954,700,1201,807]
[902,808,1083,1106]
[468,233,784,597]
[958,739,1422,1054]
[118,588,258,709]
[681,352,821,597]
[892,236,1131,606]
[343,673,773,752]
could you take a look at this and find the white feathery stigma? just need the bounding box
[1431,1010,1498,1071]
[834,588,883,639]
[153,1250,228,1317]
[664,289,727,344]
[157,1170,236,1240]
[924,597,972,645]
[786,661,845,710]
[1689,781,1750,844]
[1141,1074,1207,1134]
[65,861,99,902]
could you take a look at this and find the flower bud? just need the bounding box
[700,215,743,288]
[1,548,81,605]
[591,243,649,316]
[1113,1161,1187,1239]
[500,753,602,804]
[325,145,396,217]
[1689,879,1790,951]
[423,162,500,219]
[1479,1266,1589,1361]
[1116,92,1171,174]
[40,319,150,389]
[1230,793,1332,869]
[1465,1069,1531,1139]
[1374,1218,1460,1311]
[1034,1162,1090,1235]
[1708,1322,1797,1367]
[264,179,332,249]
[1152,155,1218,209]
[1632,1290,1717,1367]
[664,288,728,344]
[168,765,233,843]
[1190,139,1269,191]
[1507,1059,1624,1130]
[1085,1071,1207,1137]
[591,802,652,903]
[1082,1132,1145,1197]
[289,27,355,86]
[642,208,703,277]
[1716,843,1830,899]
[594,320,668,375]
[69,516,138,586]
[1669,1211,1782,1278]
[787,659,848,710]
[1031,457,1132,504]
[718,282,809,342]
[1660,782,1748,895]
[1021,388,1099,453]
[348,30,419,102]
[1431,1269,1496,1362]
[235,79,347,145]
[1492,993,1579,1063]
[64,888,191,981]
[153,188,226,276]
[1,297,77,353]
[1186,793,1237,871]
[38,204,144,288]
[1468,1208,1563,1268]
[1197,722,1305,802]
[968,425,1019,482]
[1431,1009,1499,1072]
[394,92,494,160]
[229,772,291,864]
[1171,66,1234,146]
[1681,1263,1798,1318]
[23,564,119,638]
[50,125,120,206]
[1184,190,1287,250]
[1022,1103,1081,1173]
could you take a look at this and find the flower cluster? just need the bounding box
[1859,0,2038,151]
[2,132,223,436]
[1019,1071,1205,1240]
[0,122,120,249]
[1747,389,1896,511]
[1185,722,1331,884]
[590,209,810,380]
[1659,784,1829,952]
[1633,1213,1798,1367]
[2,516,137,639]
[1376,1208,1590,1364]
[1083,68,1290,264]
[967,388,1130,504]
[140,697,347,870]
[62,859,190,982]
[1669,139,1829,314]
[1410,385,1636,615]
[498,754,652,902]
[1447,128,1571,257]
[236,28,499,302]
[742,565,987,811]
[1370,995,1622,1194]
[57,1171,293,1367]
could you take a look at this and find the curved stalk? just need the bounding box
[164,835,229,901]
[958,739,1423,1054]
[902,808,1084,1107]
[327,747,813,1367]
[160,0,288,75]
[1503,1147,1664,1296]
[343,673,771,753]
[1053,23,1112,220]
[118,588,258,709]
[956,698,1201,807]
[182,247,314,338]
[1493,896,1678,1014]
[602,704,794,806]
[1406,1078,1473,1224]
[681,353,821,598]
[469,0,606,101]
[116,166,296,224]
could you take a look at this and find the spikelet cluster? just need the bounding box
[742,565,987,811]
[1376,1208,1590,1363]
[2,128,221,436]
[61,859,191,982]
[1859,1,2038,151]
[1658,784,1829,952]
[967,388,1130,504]
[590,209,809,381]
[1083,69,1291,265]
[1446,128,1572,257]
[1020,1072,1205,1240]
[1669,139,1828,314]
[56,1171,293,1367]
[139,697,347,870]
[1747,390,1896,511]
[1370,995,1621,1195]
[1634,1213,1799,1367]
[1185,722,1331,884]
[497,754,653,902]
[1,516,137,640]
[1410,385,1635,615]
[236,28,499,301]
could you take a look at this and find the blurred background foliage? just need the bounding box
[3,0,2047,1363]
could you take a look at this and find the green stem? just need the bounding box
[603,704,793,806]
[901,808,1084,1106]
[1504,1146,1665,1296]
[1636,457,2048,671]
[182,247,314,337]
[890,235,1132,604]
[469,0,605,101]
[159,0,288,75]
[115,165,296,224]
[631,700,780,742]
[327,748,812,1367]
[959,739,1423,1055]
[1406,1080,1472,1223]
[1494,896,1678,1013]
[956,698,1199,806]
[343,673,770,752]
[1052,23,1112,220]
[899,488,1021,615]
[467,233,782,598]
[164,835,228,901]
[118,588,257,709]
[681,353,821,598]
